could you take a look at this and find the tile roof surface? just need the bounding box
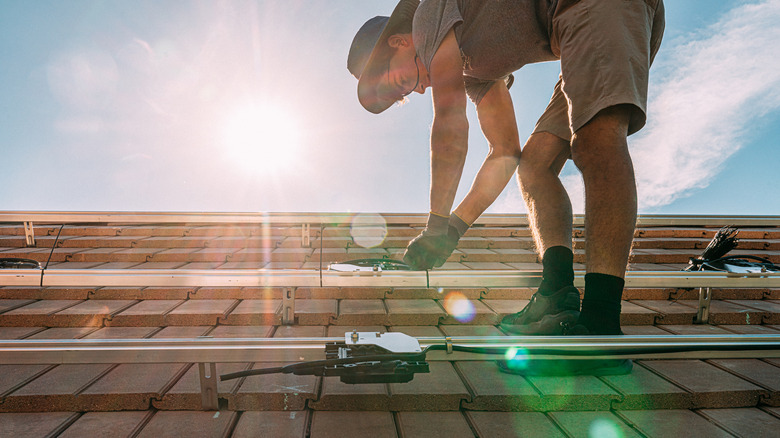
[0,215,779,437]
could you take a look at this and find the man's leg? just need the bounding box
[517,132,572,259]
[499,132,580,335]
[570,104,635,335]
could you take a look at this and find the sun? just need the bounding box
[222,103,301,173]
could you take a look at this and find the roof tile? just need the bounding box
[107,300,184,327]
[0,412,79,437]
[604,363,691,410]
[698,407,780,437]
[58,411,152,438]
[220,299,281,326]
[385,300,446,326]
[395,412,474,437]
[617,409,731,437]
[164,299,238,326]
[549,411,641,438]
[388,362,470,411]
[135,411,238,438]
[78,363,191,410]
[527,374,621,411]
[2,364,115,412]
[310,411,396,438]
[335,299,388,326]
[466,411,566,438]
[639,359,765,408]
[457,361,542,411]
[232,411,308,438]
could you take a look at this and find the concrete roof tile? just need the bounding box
[220,299,281,326]
[618,409,731,437]
[78,363,190,410]
[58,411,152,438]
[335,299,388,326]
[639,359,765,408]
[388,362,470,411]
[135,411,238,438]
[385,300,446,326]
[698,407,780,438]
[396,412,474,437]
[527,374,621,411]
[310,411,396,438]
[466,411,565,438]
[0,412,79,437]
[3,364,114,411]
[232,411,308,438]
[457,361,541,411]
[549,411,641,437]
[107,300,184,327]
[164,299,238,326]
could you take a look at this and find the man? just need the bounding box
[348,0,664,375]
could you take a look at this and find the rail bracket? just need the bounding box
[694,287,712,324]
[198,362,219,411]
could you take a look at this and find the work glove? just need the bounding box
[403,225,460,270]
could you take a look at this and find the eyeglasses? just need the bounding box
[400,54,420,99]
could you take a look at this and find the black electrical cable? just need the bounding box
[0,258,42,269]
[44,224,64,270]
[424,343,780,356]
[220,340,780,382]
[40,224,65,287]
[220,351,427,381]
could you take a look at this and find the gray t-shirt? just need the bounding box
[413,0,560,105]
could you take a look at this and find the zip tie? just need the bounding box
[445,336,453,354]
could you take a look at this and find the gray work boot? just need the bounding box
[499,286,580,335]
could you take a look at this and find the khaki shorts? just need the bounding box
[533,0,665,141]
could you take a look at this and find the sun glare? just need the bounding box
[222,104,301,173]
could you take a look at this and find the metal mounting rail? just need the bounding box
[1,335,778,364]
[1,268,779,288]
[1,211,780,227]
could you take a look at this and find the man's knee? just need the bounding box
[570,105,633,174]
[517,132,569,183]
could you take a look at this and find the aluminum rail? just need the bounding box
[2,211,780,227]
[2,268,779,288]
[0,335,778,363]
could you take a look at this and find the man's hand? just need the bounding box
[403,226,460,270]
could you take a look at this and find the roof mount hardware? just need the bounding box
[220,331,430,384]
[198,362,219,410]
[0,258,42,270]
[301,223,310,247]
[23,222,35,247]
[695,287,712,324]
[282,287,296,325]
[329,258,412,272]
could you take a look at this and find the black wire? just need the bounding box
[44,225,64,270]
[219,351,427,381]
[222,341,780,381]
[40,224,65,287]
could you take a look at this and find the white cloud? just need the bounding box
[632,0,780,209]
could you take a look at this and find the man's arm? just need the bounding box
[451,78,522,225]
[428,29,469,217]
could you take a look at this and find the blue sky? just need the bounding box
[1,0,778,215]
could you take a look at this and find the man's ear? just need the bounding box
[387,33,411,48]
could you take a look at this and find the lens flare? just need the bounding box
[350,213,388,248]
[588,418,624,438]
[503,347,530,371]
[443,292,476,323]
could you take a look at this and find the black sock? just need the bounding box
[578,273,624,335]
[538,246,574,296]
